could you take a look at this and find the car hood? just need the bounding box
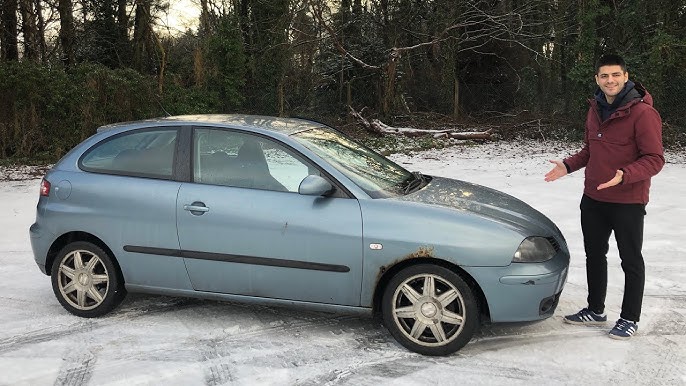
[393,176,559,236]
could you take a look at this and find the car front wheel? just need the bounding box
[382,264,478,356]
[51,241,126,317]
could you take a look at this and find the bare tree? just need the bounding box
[309,0,556,117]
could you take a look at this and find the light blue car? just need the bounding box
[29,115,569,355]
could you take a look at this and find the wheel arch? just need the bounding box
[372,257,491,323]
[46,232,124,283]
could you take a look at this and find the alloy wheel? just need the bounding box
[390,273,466,347]
[57,249,110,310]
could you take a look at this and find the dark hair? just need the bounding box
[595,54,627,74]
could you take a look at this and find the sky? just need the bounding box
[0,140,684,385]
[162,0,201,34]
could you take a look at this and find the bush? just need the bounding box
[0,63,166,160]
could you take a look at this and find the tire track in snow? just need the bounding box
[0,321,96,355]
[200,338,235,386]
[466,315,607,353]
[96,303,380,364]
[294,353,419,386]
[53,349,98,386]
[0,296,199,354]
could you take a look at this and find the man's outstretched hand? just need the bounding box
[545,160,568,182]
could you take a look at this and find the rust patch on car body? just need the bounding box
[405,245,435,259]
[377,245,437,281]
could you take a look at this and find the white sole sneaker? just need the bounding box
[564,318,607,326]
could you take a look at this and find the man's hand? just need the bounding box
[597,169,624,190]
[544,160,568,182]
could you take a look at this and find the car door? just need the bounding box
[77,127,192,290]
[176,128,364,306]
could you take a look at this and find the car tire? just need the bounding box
[382,264,478,356]
[51,241,126,317]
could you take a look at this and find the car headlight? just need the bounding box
[512,237,556,263]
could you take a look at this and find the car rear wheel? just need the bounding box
[51,241,126,317]
[382,264,478,356]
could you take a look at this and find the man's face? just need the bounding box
[595,65,629,100]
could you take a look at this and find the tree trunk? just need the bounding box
[382,57,397,116]
[352,0,362,14]
[133,0,153,72]
[117,0,129,33]
[0,0,19,61]
[350,107,494,140]
[453,77,459,119]
[278,77,284,117]
[58,0,75,65]
[193,46,205,87]
[157,39,166,94]
[19,0,38,61]
[238,0,250,45]
[199,0,211,34]
[347,81,352,110]
[35,0,46,62]
[116,0,130,65]
[339,54,345,104]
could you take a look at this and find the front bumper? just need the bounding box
[464,264,568,322]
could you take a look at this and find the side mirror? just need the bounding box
[298,175,335,196]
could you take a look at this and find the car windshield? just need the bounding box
[292,127,418,198]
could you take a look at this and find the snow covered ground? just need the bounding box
[1,140,684,385]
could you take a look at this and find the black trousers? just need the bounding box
[580,195,646,322]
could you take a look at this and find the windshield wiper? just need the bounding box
[403,171,425,194]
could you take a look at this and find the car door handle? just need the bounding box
[184,202,210,215]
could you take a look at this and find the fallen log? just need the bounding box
[349,106,494,140]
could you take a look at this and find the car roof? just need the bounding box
[97,114,327,136]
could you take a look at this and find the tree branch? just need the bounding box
[349,106,494,140]
[307,0,380,70]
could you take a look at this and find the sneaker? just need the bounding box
[609,318,638,340]
[563,308,607,325]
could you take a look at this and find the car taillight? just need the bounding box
[40,178,51,197]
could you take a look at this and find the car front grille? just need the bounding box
[546,236,561,253]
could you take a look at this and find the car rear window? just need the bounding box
[80,129,178,179]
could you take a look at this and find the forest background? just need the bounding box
[1,0,685,162]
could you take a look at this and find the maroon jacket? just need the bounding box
[564,84,664,204]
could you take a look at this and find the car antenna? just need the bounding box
[157,100,172,117]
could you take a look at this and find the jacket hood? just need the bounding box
[633,82,653,106]
[592,81,653,108]
[596,80,633,103]
[392,176,560,237]
[596,81,635,118]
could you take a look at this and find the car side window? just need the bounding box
[80,129,178,179]
[193,128,316,192]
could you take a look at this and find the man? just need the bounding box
[545,54,664,340]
